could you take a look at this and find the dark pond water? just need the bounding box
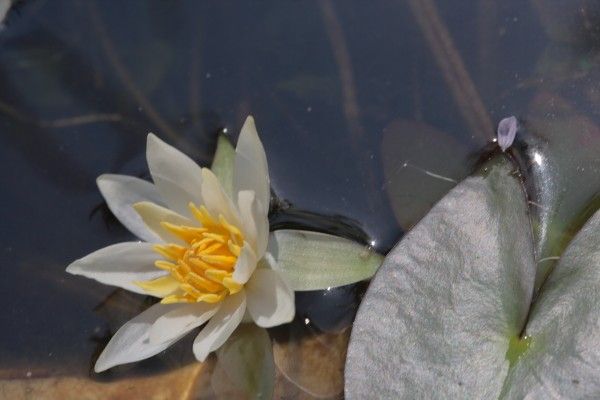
[0,0,599,396]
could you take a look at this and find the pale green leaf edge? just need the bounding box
[268,229,384,291]
[211,134,235,199]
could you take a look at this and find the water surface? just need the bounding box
[0,1,598,397]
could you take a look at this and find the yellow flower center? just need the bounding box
[139,203,244,304]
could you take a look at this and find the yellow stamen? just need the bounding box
[202,242,224,254]
[161,222,207,243]
[187,256,216,271]
[189,203,217,227]
[176,260,191,275]
[186,271,223,292]
[180,283,203,297]
[227,240,241,257]
[192,237,214,251]
[222,277,243,294]
[199,254,237,267]
[219,215,243,240]
[162,294,191,304]
[155,260,177,271]
[204,268,229,282]
[135,276,180,297]
[197,293,226,303]
[137,201,248,305]
[203,232,226,243]
[153,244,187,261]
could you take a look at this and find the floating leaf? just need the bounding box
[211,324,275,400]
[268,229,382,291]
[500,209,600,398]
[346,155,600,398]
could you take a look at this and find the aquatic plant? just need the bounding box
[346,155,600,398]
[66,116,382,378]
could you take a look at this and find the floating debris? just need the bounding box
[497,116,518,152]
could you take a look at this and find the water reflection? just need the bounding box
[0,0,598,397]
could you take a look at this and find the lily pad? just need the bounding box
[346,155,600,398]
[500,208,600,397]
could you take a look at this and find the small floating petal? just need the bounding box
[497,116,518,152]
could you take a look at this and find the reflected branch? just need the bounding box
[0,97,122,128]
[318,0,380,211]
[42,113,122,128]
[407,0,494,143]
[86,2,180,143]
[318,0,364,143]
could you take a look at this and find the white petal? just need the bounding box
[149,302,220,344]
[146,133,203,218]
[192,291,246,362]
[133,201,195,244]
[201,168,241,226]
[246,268,295,328]
[233,116,270,215]
[237,190,269,258]
[97,174,163,243]
[232,242,258,285]
[237,190,257,247]
[94,302,186,372]
[66,242,165,295]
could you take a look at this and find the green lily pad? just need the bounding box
[500,208,600,397]
[346,155,600,398]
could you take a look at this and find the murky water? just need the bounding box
[0,0,598,398]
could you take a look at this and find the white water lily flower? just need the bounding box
[67,116,295,372]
